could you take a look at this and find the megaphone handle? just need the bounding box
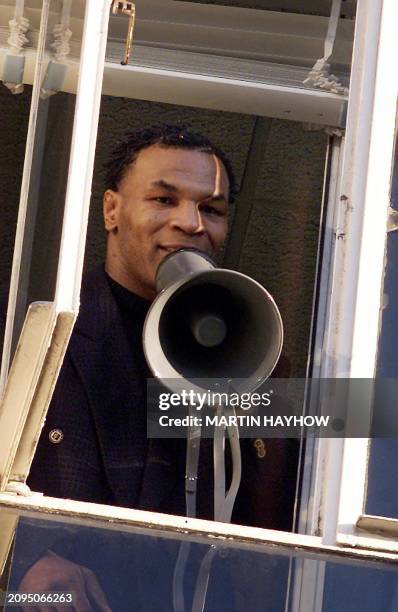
[185,416,201,518]
[173,416,202,612]
[191,406,242,612]
[219,410,241,522]
[213,405,226,519]
[213,405,241,523]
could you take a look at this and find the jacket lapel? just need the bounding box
[68,267,179,510]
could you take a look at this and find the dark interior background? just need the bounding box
[178,0,357,18]
[0,83,327,377]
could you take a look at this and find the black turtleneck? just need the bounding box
[105,273,152,379]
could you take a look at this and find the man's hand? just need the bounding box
[18,550,112,612]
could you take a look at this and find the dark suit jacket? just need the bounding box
[27,266,298,530]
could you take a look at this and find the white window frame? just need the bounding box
[1,0,398,606]
[301,0,398,555]
[1,493,398,574]
[0,0,110,494]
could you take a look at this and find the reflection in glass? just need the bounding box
[2,510,398,612]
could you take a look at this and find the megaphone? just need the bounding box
[143,248,283,393]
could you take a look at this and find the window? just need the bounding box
[2,1,398,611]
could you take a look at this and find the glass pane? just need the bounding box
[2,508,398,612]
[14,3,336,544]
[25,98,326,532]
[0,1,84,374]
[366,104,398,518]
[0,86,31,341]
[0,0,110,516]
[24,1,327,538]
[322,560,398,612]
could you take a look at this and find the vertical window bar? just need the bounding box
[336,0,398,545]
[54,0,111,312]
[315,0,398,547]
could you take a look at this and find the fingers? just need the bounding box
[17,551,112,612]
[81,567,113,612]
[71,588,96,612]
[21,607,55,612]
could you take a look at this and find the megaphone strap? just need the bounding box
[191,405,242,612]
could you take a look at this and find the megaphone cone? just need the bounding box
[143,249,283,393]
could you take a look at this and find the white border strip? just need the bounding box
[102,62,347,126]
[318,0,398,548]
[337,0,398,542]
[1,493,398,563]
[318,0,383,546]
[54,0,110,312]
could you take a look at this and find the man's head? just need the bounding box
[103,125,235,301]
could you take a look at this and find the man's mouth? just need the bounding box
[158,244,202,253]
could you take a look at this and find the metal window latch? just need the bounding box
[111,1,136,65]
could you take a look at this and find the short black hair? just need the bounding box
[104,124,236,199]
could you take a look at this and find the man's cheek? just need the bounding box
[150,250,165,279]
[214,230,228,253]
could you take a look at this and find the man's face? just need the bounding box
[103,145,230,300]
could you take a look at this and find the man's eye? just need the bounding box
[154,196,173,205]
[202,205,222,216]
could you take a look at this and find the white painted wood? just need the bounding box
[335,0,398,547]
[0,0,109,499]
[305,0,398,553]
[9,311,76,484]
[292,139,344,609]
[0,512,17,578]
[298,137,344,541]
[0,303,57,492]
[309,0,384,546]
[1,493,398,564]
[0,44,348,126]
[102,62,347,126]
[11,99,50,361]
[357,515,398,537]
[0,0,110,491]
[54,0,111,312]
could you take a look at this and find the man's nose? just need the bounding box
[169,201,205,234]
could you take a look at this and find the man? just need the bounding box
[27,125,231,516]
[15,125,298,609]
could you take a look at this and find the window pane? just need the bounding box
[3,508,398,612]
[366,104,398,517]
[24,0,330,536]
[0,1,109,503]
[0,86,31,341]
[322,560,398,612]
[0,2,84,374]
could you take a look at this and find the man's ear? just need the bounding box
[103,189,120,232]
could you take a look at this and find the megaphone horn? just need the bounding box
[143,248,283,393]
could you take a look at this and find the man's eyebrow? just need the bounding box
[149,179,179,192]
[200,193,228,204]
[149,179,228,202]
